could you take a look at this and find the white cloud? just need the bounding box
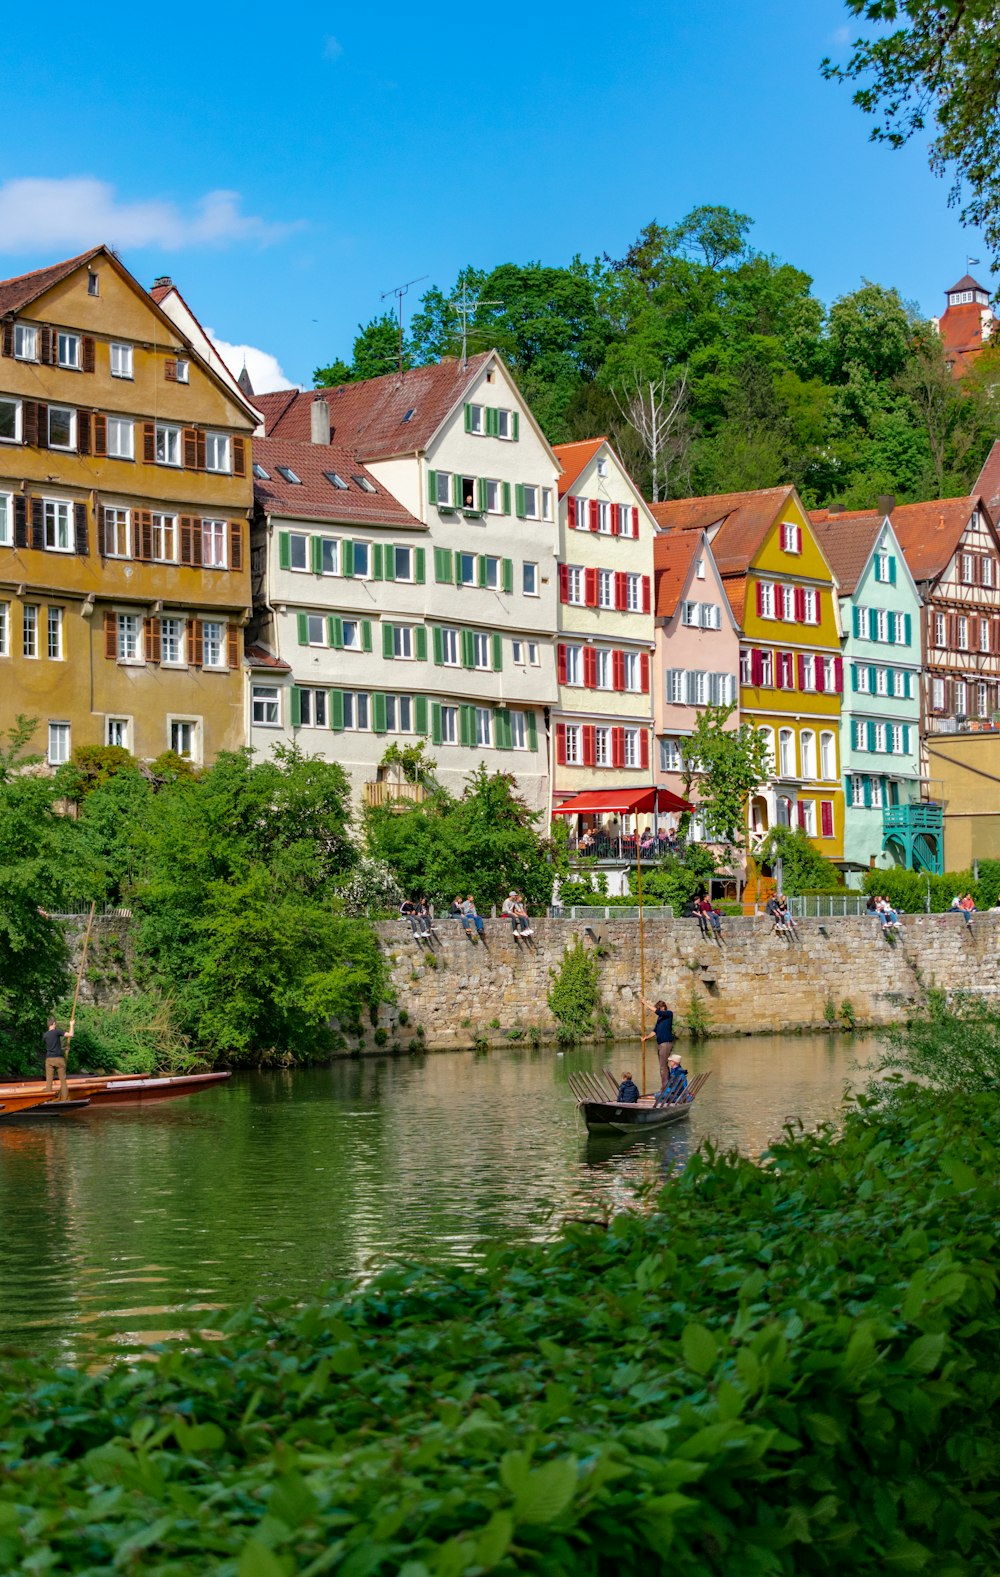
[323,35,344,59]
[206,329,295,394]
[830,24,852,45]
[0,177,298,254]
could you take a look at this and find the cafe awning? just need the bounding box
[551,786,694,816]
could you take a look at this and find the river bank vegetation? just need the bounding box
[1,1067,997,1572]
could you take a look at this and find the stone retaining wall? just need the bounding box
[373,912,998,1051]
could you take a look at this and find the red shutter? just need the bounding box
[556,723,567,765]
[794,586,806,622]
[750,648,763,685]
[640,652,650,693]
[775,584,785,620]
[774,653,784,690]
[755,582,764,616]
[165,358,177,382]
[797,800,807,830]
[612,727,625,768]
[196,431,207,471]
[833,656,844,694]
[610,504,620,537]
[103,611,117,660]
[558,563,570,603]
[582,726,596,767]
[632,506,639,539]
[640,730,650,769]
[183,428,199,469]
[140,511,153,562]
[615,571,628,611]
[613,650,626,692]
[589,499,599,532]
[0,322,12,358]
[642,576,651,613]
[557,643,568,684]
[567,496,576,529]
[820,800,834,838]
[189,618,203,668]
[232,437,246,478]
[583,647,597,688]
[815,658,825,693]
[796,526,803,554]
[585,567,598,607]
[227,624,240,669]
[797,653,806,690]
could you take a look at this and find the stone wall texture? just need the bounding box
[375,912,1000,1051]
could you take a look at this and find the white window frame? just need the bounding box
[0,395,22,445]
[305,614,327,648]
[486,479,502,513]
[48,406,76,451]
[564,645,582,686]
[299,689,328,728]
[160,617,185,666]
[496,408,512,440]
[47,722,70,765]
[483,555,500,591]
[623,728,640,768]
[541,487,553,522]
[803,587,818,624]
[110,342,134,379]
[564,724,582,765]
[175,359,189,384]
[204,433,232,474]
[202,620,227,670]
[626,574,641,612]
[47,606,63,660]
[954,679,967,716]
[527,641,539,666]
[23,604,38,659]
[441,627,460,666]
[155,424,181,466]
[343,692,370,732]
[202,518,227,569]
[957,616,969,651]
[393,624,414,661]
[523,562,538,596]
[981,620,992,653]
[152,513,177,563]
[57,332,80,369]
[13,324,37,361]
[288,533,308,572]
[440,705,458,745]
[932,676,945,710]
[800,729,816,779]
[522,484,539,519]
[934,612,946,647]
[106,416,134,460]
[475,707,492,747]
[598,569,614,609]
[472,631,490,670]
[168,718,201,762]
[567,567,584,606]
[0,600,8,657]
[801,799,816,836]
[596,649,612,690]
[105,716,130,748]
[778,727,795,777]
[42,499,73,553]
[623,651,640,692]
[457,552,476,587]
[509,711,527,751]
[116,613,142,663]
[394,545,414,583]
[252,686,280,727]
[978,681,990,718]
[819,731,836,779]
[341,619,363,653]
[759,581,774,618]
[574,495,588,529]
[467,403,484,435]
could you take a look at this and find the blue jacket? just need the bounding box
[617,1078,640,1104]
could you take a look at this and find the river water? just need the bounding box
[0,1033,872,1365]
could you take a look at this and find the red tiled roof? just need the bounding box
[890,496,980,582]
[937,300,995,376]
[649,487,795,573]
[552,437,606,497]
[721,573,748,625]
[246,644,291,672]
[0,248,101,316]
[811,513,883,596]
[974,441,1000,518]
[653,529,703,618]
[149,284,171,304]
[253,437,422,529]
[255,352,494,460]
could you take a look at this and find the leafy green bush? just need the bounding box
[64,991,203,1075]
[871,989,1000,1100]
[862,867,972,914]
[758,826,841,895]
[547,936,601,1044]
[2,1085,1000,1572]
[632,843,717,911]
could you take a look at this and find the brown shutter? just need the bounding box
[40,326,52,364]
[195,431,206,471]
[94,414,107,456]
[31,499,44,550]
[23,402,38,447]
[144,617,159,662]
[82,336,95,373]
[188,617,202,666]
[192,518,203,568]
[13,496,27,547]
[140,511,153,562]
[1,322,12,358]
[35,403,48,449]
[179,517,193,565]
[229,520,244,571]
[164,358,177,382]
[98,505,107,555]
[142,422,155,463]
[183,428,198,469]
[74,502,89,557]
[227,623,239,669]
[104,611,117,660]
[232,436,246,477]
[149,617,161,663]
[77,412,91,456]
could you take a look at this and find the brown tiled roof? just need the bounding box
[653,530,703,618]
[890,497,979,582]
[255,352,494,460]
[0,248,101,316]
[649,487,795,574]
[149,284,171,304]
[722,573,748,625]
[947,273,988,294]
[253,438,422,529]
[246,644,291,672]
[811,513,883,596]
[974,441,1000,518]
[552,437,606,497]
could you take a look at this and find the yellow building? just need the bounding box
[651,486,845,861]
[0,245,255,766]
[926,728,1000,869]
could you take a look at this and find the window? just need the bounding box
[486,479,503,513]
[564,645,582,686]
[520,484,539,519]
[299,689,328,728]
[870,778,883,809]
[757,727,775,772]
[598,569,614,609]
[760,650,774,686]
[475,707,492,747]
[962,553,974,583]
[957,616,969,651]
[170,721,198,759]
[204,434,231,473]
[110,343,133,379]
[623,651,640,691]
[472,632,490,670]
[394,546,413,582]
[778,728,795,777]
[983,558,995,587]
[509,711,528,751]
[202,519,227,568]
[440,706,457,745]
[780,521,801,553]
[353,474,376,494]
[277,466,302,485]
[954,680,967,716]
[875,608,888,642]
[873,722,887,752]
[317,539,338,575]
[287,534,308,571]
[574,495,588,528]
[306,614,326,647]
[483,555,500,591]
[567,566,584,605]
[541,487,553,521]
[353,542,371,579]
[385,695,413,734]
[800,729,816,779]
[152,514,176,562]
[564,724,582,765]
[694,557,705,580]
[876,666,888,695]
[594,500,610,534]
[666,669,685,704]
[202,621,226,669]
[890,724,904,753]
[496,408,513,439]
[874,552,892,582]
[623,729,640,768]
[759,581,774,618]
[458,552,476,586]
[0,396,22,443]
[175,359,189,384]
[48,406,76,449]
[341,620,363,652]
[851,776,865,808]
[594,648,612,689]
[160,618,184,665]
[252,687,280,726]
[57,332,80,368]
[44,501,73,552]
[434,472,452,507]
[393,625,414,660]
[523,562,538,596]
[803,587,818,624]
[440,627,460,666]
[512,639,524,664]
[343,692,370,731]
[106,417,134,459]
[47,606,63,660]
[527,641,539,665]
[48,723,70,765]
[978,682,990,718]
[820,731,836,779]
[660,738,683,772]
[13,324,37,360]
[105,717,129,748]
[467,403,484,435]
[116,613,141,662]
[457,476,477,509]
[981,619,991,653]
[0,602,7,656]
[932,676,945,710]
[253,463,270,481]
[156,425,181,466]
[87,270,99,296]
[800,799,816,836]
[934,612,946,647]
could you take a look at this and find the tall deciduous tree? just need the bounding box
[678,705,773,849]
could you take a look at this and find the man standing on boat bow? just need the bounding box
[642,998,674,1089]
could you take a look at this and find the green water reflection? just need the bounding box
[0,1033,866,1364]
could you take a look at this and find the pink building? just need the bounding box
[653,530,741,839]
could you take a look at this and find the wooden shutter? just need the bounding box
[427,468,437,505]
[798,653,807,689]
[585,568,598,607]
[642,576,651,614]
[462,628,475,669]
[328,616,343,649]
[557,644,567,684]
[35,402,48,449]
[74,502,89,556]
[230,521,244,571]
[414,695,428,736]
[144,617,158,662]
[750,648,763,685]
[31,498,44,550]
[382,622,394,660]
[631,506,639,539]
[558,563,570,603]
[227,624,239,669]
[14,496,27,548]
[612,727,625,768]
[0,322,12,358]
[371,543,384,580]
[104,611,117,660]
[640,730,650,770]
[583,647,597,689]
[501,481,511,515]
[196,431,206,470]
[82,336,95,373]
[180,517,193,565]
[613,649,626,692]
[501,558,513,594]
[774,651,785,690]
[330,690,345,732]
[491,632,502,671]
[589,499,599,532]
[23,402,38,447]
[183,428,198,469]
[40,326,52,364]
[515,483,526,518]
[610,504,620,537]
[755,582,764,616]
[556,723,567,765]
[361,620,372,652]
[640,652,650,693]
[372,693,388,735]
[511,412,519,441]
[232,437,246,477]
[139,512,153,562]
[775,584,785,620]
[526,713,538,752]
[833,657,844,693]
[165,358,177,382]
[815,658,825,693]
[78,413,91,456]
[278,532,291,570]
[582,725,596,767]
[415,547,426,584]
[615,571,628,611]
[189,618,203,667]
[567,496,576,528]
[794,586,805,622]
[797,800,807,830]
[296,613,309,645]
[821,801,834,838]
[142,422,155,463]
[94,414,107,456]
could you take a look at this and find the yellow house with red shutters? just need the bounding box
[651,486,845,862]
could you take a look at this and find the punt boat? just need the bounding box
[569,1065,711,1136]
[0,1071,230,1112]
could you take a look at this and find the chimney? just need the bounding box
[311,397,331,446]
[877,493,896,516]
[827,503,844,516]
[151,275,173,291]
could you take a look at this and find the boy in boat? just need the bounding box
[43,1016,72,1098]
[617,1071,640,1103]
[642,997,675,1087]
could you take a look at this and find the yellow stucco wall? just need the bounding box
[927,732,1000,869]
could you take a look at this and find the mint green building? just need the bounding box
[815,512,936,874]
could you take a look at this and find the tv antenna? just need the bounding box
[381,275,428,376]
[449,284,501,367]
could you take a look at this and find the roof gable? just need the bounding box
[890,496,990,582]
[654,530,736,625]
[0,248,101,316]
[552,438,606,497]
[252,437,422,529]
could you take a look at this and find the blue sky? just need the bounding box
[0,0,989,391]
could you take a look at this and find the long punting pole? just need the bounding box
[68,901,97,1037]
[637,812,647,1094]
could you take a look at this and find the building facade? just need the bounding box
[550,439,656,830]
[931,273,996,378]
[0,246,255,767]
[250,354,558,809]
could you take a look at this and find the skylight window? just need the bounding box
[402,408,416,422]
[352,474,376,493]
[252,463,270,480]
[324,471,349,490]
[276,466,302,484]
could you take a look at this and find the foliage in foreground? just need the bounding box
[2,1085,999,1573]
[871,988,1000,1103]
[64,992,204,1077]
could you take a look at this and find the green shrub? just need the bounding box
[823,997,837,1026]
[840,998,857,1031]
[65,991,202,1075]
[547,937,602,1045]
[862,867,972,914]
[682,987,712,1040]
[373,1027,388,1046]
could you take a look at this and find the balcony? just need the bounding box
[882,801,943,874]
[363,780,426,809]
[568,833,682,865]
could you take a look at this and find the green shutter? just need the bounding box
[903,612,912,645]
[372,543,384,580]
[383,547,396,582]
[889,556,897,584]
[290,685,302,727]
[329,616,343,649]
[887,612,897,645]
[415,546,426,584]
[414,695,428,735]
[501,557,513,595]
[464,403,472,433]
[431,702,442,746]
[903,669,911,699]
[502,481,511,515]
[460,704,475,747]
[494,708,511,749]
[526,712,538,752]
[341,539,354,578]
[511,411,519,441]
[902,724,911,754]
[382,623,394,660]
[863,776,872,809]
[868,608,878,641]
[454,554,464,587]
[427,469,437,505]
[311,535,323,574]
[415,625,428,663]
[853,605,861,638]
[491,631,502,671]
[477,477,487,513]
[462,628,475,669]
[361,620,372,653]
[297,612,309,646]
[477,554,487,588]
[869,664,877,693]
[486,406,498,437]
[279,532,291,570]
[432,626,444,666]
[886,667,894,697]
[867,721,877,752]
[330,690,345,731]
[434,546,450,582]
[514,483,526,518]
[372,693,387,735]
[851,663,858,693]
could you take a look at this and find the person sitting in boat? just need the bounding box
[616,1071,640,1103]
[656,1054,689,1105]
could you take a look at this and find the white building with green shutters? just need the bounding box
[248,353,559,809]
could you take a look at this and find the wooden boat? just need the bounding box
[569,1066,711,1136]
[0,1097,92,1122]
[0,1071,230,1111]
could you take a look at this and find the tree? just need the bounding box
[678,706,773,849]
[314,312,409,386]
[611,369,690,501]
[824,2,1000,271]
[758,825,841,895]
